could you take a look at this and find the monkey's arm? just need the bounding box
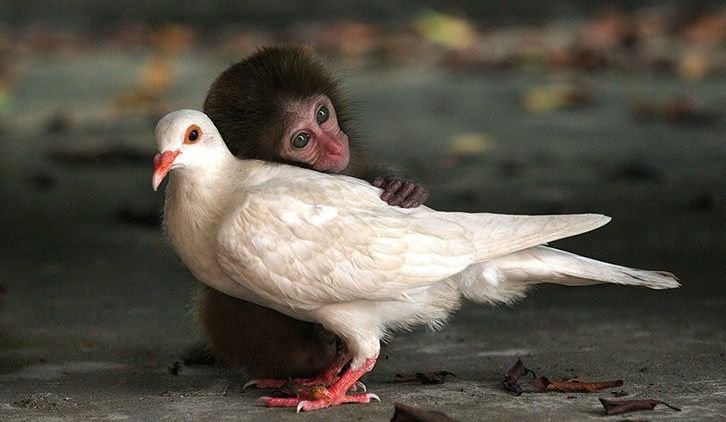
[349,160,429,209]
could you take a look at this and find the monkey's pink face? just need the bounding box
[280,95,350,173]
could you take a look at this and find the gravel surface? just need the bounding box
[0,50,724,421]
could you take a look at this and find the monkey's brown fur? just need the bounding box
[196,287,338,378]
[197,46,414,378]
[198,46,370,377]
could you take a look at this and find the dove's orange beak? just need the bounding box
[152,150,180,191]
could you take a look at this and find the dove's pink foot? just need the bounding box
[262,358,378,412]
[245,348,352,390]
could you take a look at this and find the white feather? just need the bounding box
[156,110,679,369]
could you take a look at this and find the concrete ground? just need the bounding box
[0,52,724,421]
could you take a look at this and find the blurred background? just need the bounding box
[0,1,724,420]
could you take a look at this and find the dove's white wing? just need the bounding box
[215,169,609,310]
[215,175,470,309]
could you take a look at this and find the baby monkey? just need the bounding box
[198,46,428,384]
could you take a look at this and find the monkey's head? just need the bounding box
[204,46,354,173]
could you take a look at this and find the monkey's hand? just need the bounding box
[371,176,429,208]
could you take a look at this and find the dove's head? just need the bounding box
[153,109,229,191]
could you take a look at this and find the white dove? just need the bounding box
[152,109,679,412]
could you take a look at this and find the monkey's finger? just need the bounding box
[401,186,429,208]
[385,182,412,206]
[380,180,403,202]
[371,177,386,188]
[414,186,429,204]
[394,182,417,202]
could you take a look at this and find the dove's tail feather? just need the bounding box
[458,246,680,305]
[457,213,612,262]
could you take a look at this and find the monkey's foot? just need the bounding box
[261,358,377,412]
[244,348,352,391]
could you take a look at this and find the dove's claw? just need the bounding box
[285,392,379,412]
[243,379,259,390]
[262,358,378,412]
[350,381,367,392]
[296,401,307,413]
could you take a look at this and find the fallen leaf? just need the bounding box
[631,97,720,125]
[446,133,495,157]
[319,21,379,58]
[531,377,623,393]
[679,50,710,80]
[155,24,195,54]
[394,371,456,385]
[414,10,477,50]
[502,359,536,396]
[391,402,459,422]
[522,85,593,113]
[599,398,681,415]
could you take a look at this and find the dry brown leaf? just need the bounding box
[531,376,623,393]
[599,398,681,415]
[391,402,459,422]
[394,371,456,385]
[502,359,535,396]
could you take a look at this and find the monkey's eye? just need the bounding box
[292,132,310,149]
[316,106,330,124]
[184,125,202,144]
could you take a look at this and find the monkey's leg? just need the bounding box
[197,286,338,377]
[261,358,379,412]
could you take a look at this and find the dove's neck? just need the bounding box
[167,151,238,211]
[163,152,242,285]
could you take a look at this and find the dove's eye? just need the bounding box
[184,125,202,144]
[292,132,310,149]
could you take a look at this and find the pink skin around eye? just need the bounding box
[282,95,350,173]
